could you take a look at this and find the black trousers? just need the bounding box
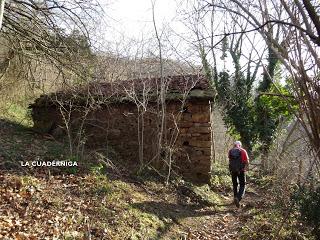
[231,171,246,201]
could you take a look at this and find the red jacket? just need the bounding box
[228,147,249,169]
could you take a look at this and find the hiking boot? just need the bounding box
[234,197,240,208]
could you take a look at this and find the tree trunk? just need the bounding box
[0,0,5,30]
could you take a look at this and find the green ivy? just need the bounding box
[294,184,320,238]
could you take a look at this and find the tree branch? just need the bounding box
[302,0,320,39]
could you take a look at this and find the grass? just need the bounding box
[0,119,71,174]
[0,171,169,239]
[192,184,225,206]
[90,174,112,195]
[44,142,68,159]
[21,175,41,188]
[1,102,33,127]
[210,163,233,191]
[74,175,166,239]
[238,172,315,240]
[240,208,314,240]
[250,174,277,189]
[122,207,165,239]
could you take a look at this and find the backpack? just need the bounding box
[229,148,243,173]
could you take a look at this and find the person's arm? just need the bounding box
[241,149,249,171]
[228,149,232,172]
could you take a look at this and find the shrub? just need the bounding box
[294,184,320,238]
[210,163,232,191]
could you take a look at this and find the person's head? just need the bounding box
[234,141,242,148]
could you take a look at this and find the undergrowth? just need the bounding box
[240,208,314,240]
[0,102,33,127]
[210,163,232,191]
[240,174,315,240]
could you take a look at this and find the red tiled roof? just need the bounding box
[31,74,213,107]
[87,74,211,97]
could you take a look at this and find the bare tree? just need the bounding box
[0,0,102,84]
[0,0,4,30]
[192,0,319,165]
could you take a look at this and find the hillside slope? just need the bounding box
[0,119,313,239]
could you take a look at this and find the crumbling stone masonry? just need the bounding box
[30,75,215,183]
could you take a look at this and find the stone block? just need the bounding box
[197,161,212,168]
[194,123,211,127]
[179,133,192,138]
[193,134,211,141]
[188,126,211,134]
[179,128,188,134]
[107,129,121,136]
[172,114,182,122]
[189,147,211,157]
[186,149,203,157]
[191,155,210,162]
[191,133,201,137]
[179,121,193,128]
[202,148,212,156]
[193,164,211,173]
[182,113,192,121]
[192,113,210,123]
[187,104,202,113]
[189,140,211,148]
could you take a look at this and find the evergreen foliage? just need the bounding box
[295,184,320,238]
[205,39,297,153]
[254,47,280,153]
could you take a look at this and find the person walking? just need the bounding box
[228,141,249,208]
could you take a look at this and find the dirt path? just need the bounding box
[155,182,264,240]
[188,183,263,240]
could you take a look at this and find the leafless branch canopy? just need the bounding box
[1,0,102,79]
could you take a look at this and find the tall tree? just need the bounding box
[202,0,320,165]
[254,46,279,167]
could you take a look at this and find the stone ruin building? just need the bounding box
[30,74,215,183]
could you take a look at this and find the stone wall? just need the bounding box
[174,101,212,182]
[32,99,212,183]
